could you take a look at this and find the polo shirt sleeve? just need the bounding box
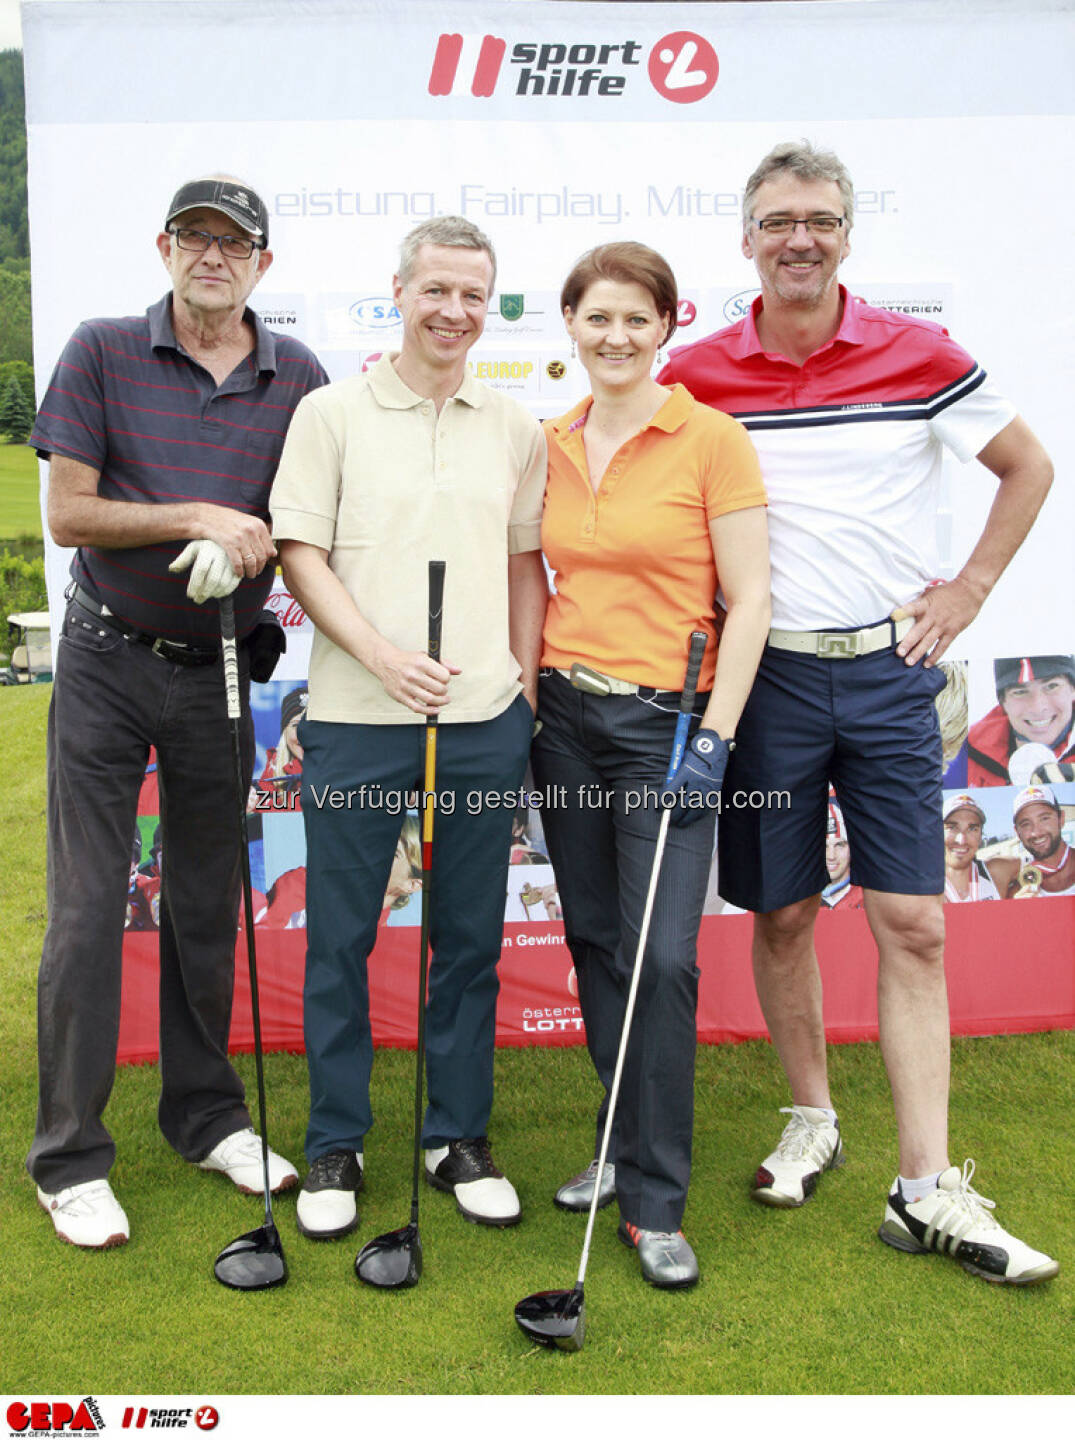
[699,412,768,521]
[269,391,342,552]
[507,413,547,555]
[926,331,1017,463]
[30,322,108,471]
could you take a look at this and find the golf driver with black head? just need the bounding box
[213,594,287,1292]
[514,630,708,1351]
[355,559,446,1290]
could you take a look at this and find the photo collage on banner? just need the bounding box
[942,654,1075,903]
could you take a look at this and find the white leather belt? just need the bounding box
[767,616,912,659]
[556,666,641,695]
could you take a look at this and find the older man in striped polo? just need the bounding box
[27,176,327,1249]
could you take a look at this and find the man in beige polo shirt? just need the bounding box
[270,216,547,1240]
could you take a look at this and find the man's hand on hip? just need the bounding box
[892,574,984,667]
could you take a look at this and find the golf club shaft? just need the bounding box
[574,630,708,1287]
[220,595,274,1230]
[409,560,446,1220]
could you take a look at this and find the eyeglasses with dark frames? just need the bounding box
[168,226,262,259]
[753,216,844,236]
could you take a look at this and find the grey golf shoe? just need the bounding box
[554,1160,616,1212]
[618,1219,699,1289]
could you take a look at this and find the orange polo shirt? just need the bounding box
[541,384,766,691]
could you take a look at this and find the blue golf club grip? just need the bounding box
[664,630,708,784]
[219,595,241,722]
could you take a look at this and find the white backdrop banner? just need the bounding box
[19,0,1075,1056]
[22,0,1074,666]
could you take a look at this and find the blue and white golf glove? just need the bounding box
[661,728,733,828]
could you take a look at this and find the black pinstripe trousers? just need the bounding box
[532,670,714,1232]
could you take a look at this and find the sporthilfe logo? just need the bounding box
[428,31,718,103]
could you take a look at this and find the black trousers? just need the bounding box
[27,599,254,1191]
[531,670,714,1232]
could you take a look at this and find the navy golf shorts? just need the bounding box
[718,639,947,913]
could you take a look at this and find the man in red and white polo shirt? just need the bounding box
[662,141,1057,1284]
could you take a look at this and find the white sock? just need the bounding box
[899,1171,942,1202]
[794,1104,838,1125]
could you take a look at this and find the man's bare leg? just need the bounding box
[753,896,830,1106]
[863,889,949,1178]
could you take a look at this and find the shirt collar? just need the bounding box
[736,285,864,361]
[367,352,486,410]
[149,293,279,374]
[550,383,694,438]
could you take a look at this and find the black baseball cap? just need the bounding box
[164,178,268,243]
[994,655,1075,698]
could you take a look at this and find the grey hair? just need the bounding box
[743,141,855,235]
[397,216,497,288]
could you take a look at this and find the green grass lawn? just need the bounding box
[0,441,42,540]
[1,683,1072,1399]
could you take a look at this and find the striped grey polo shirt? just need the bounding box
[32,293,327,644]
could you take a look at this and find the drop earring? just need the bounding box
[570,338,576,359]
[656,345,664,368]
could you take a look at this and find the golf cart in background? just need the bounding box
[2,611,53,684]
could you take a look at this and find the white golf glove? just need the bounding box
[169,540,241,605]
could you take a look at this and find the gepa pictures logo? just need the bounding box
[7,1399,103,1433]
[428,31,718,103]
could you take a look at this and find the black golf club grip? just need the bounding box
[219,595,241,721]
[679,630,708,715]
[428,560,446,664]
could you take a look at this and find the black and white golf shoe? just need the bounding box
[878,1159,1059,1286]
[425,1137,521,1226]
[296,1150,364,1240]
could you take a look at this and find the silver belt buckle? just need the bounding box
[569,662,613,696]
[816,630,864,659]
[151,637,176,659]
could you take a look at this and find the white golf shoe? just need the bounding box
[197,1127,298,1195]
[38,1179,130,1249]
[752,1105,844,1207]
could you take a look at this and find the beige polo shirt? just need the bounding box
[270,355,546,725]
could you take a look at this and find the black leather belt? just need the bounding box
[69,584,221,667]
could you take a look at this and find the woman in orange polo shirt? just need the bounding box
[532,242,770,1289]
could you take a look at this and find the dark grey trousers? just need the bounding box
[27,598,254,1192]
[531,670,714,1233]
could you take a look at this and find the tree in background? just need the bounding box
[0,50,30,371]
[0,373,32,442]
[0,50,28,263]
[0,358,34,412]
